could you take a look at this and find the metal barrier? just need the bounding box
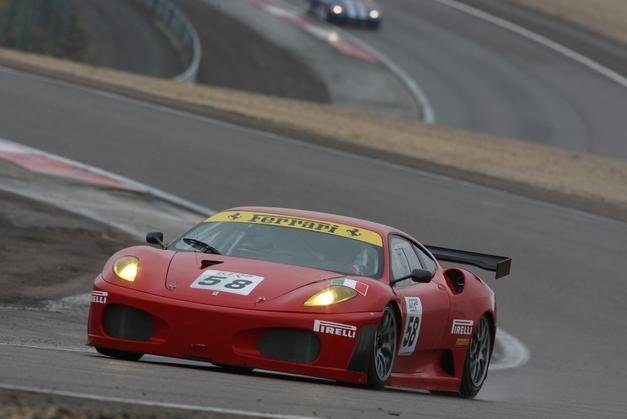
[0,0,77,56]
[143,0,201,83]
[0,0,201,83]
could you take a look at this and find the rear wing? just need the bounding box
[425,246,512,279]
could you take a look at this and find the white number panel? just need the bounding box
[399,296,423,356]
[191,270,264,296]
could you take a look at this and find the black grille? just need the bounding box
[103,304,153,341]
[258,329,320,363]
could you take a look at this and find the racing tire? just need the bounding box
[367,305,398,389]
[96,347,143,361]
[459,316,492,398]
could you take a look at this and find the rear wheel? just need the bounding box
[96,347,143,361]
[367,305,397,389]
[459,316,492,398]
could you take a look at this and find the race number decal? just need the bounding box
[191,270,264,296]
[399,297,422,356]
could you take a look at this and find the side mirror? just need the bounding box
[410,268,433,283]
[390,269,433,286]
[146,231,165,249]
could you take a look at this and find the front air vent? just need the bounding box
[259,329,320,363]
[440,349,455,376]
[103,304,153,341]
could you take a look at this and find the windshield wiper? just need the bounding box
[183,238,222,255]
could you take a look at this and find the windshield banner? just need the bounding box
[206,211,383,246]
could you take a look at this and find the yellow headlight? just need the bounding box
[369,10,380,19]
[332,5,343,14]
[304,286,357,306]
[113,256,139,282]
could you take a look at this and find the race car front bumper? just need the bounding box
[87,277,381,384]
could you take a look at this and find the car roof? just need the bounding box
[225,206,401,237]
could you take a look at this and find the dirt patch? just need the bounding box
[514,0,627,45]
[0,47,626,222]
[0,190,133,304]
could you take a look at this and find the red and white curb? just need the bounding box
[0,137,212,216]
[0,138,142,191]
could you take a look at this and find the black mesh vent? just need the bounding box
[258,329,320,363]
[103,304,153,341]
[440,349,455,376]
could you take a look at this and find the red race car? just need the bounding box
[88,207,510,398]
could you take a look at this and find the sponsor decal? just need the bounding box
[206,211,383,246]
[91,290,108,304]
[399,297,422,356]
[451,319,474,336]
[456,338,471,347]
[191,270,264,296]
[313,320,356,339]
[330,278,368,296]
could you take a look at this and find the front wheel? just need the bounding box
[96,347,143,361]
[459,316,492,398]
[367,305,398,389]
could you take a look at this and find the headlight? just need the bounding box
[304,285,357,306]
[332,5,343,14]
[113,256,139,282]
[369,10,380,19]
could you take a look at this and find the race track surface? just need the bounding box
[282,0,627,159]
[1,67,626,417]
[174,0,331,102]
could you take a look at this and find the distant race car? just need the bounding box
[88,207,511,397]
[308,0,382,29]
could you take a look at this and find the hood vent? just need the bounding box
[200,260,223,269]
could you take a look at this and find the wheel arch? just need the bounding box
[388,299,403,341]
[481,310,496,358]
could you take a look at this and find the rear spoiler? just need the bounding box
[425,246,512,279]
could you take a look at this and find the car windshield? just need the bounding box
[170,221,384,278]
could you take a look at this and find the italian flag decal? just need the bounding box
[331,278,369,296]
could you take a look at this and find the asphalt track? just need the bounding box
[1,66,626,417]
[282,0,627,159]
[76,0,183,78]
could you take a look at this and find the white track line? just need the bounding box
[0,342,91,354]
[432,0,627,89]
[336,29,436,123]
[0,383,318,419]
[272,0,436,122]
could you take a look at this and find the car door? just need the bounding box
[389,236,450,370]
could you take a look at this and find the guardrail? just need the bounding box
[142,0,201,83]
[0,0,78,57]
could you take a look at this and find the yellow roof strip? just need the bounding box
[206,211,383,247]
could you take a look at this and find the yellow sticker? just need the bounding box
[206,211,383,247]
[456,338,470,347]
